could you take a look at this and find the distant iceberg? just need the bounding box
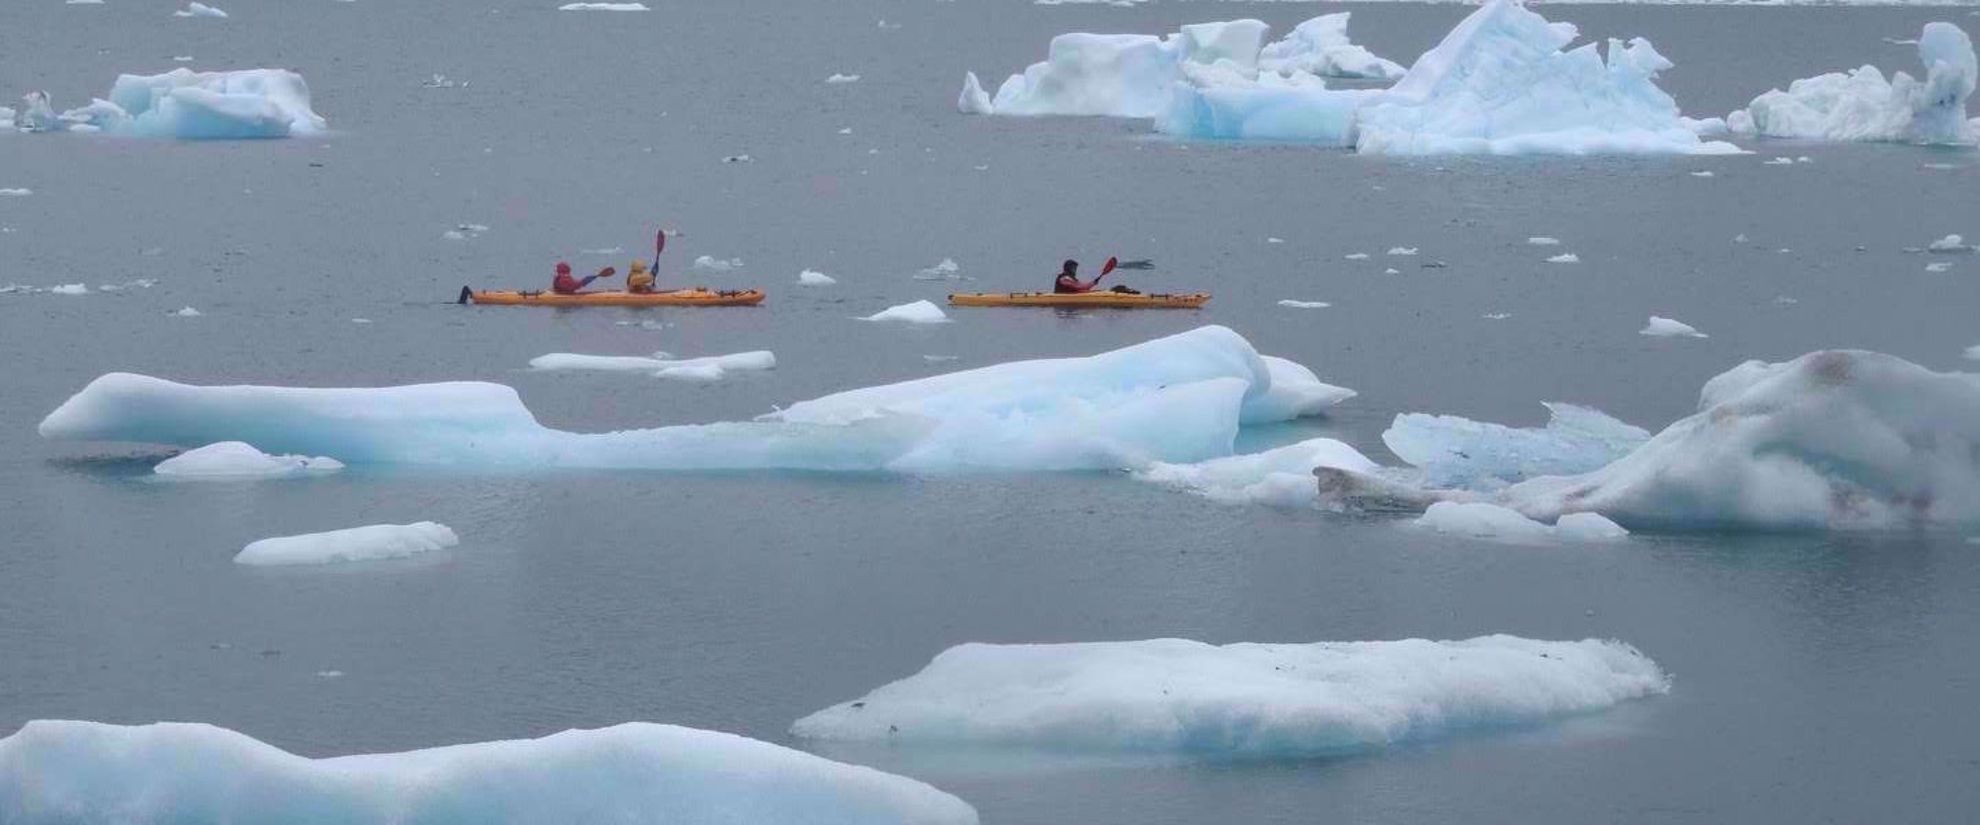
[40,326,1354,474]
[49,68,326,139]
[1728,23,1976,145]
[791,636,1668,757]
[0,720,976,824]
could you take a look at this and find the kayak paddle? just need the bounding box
[1091,256,1119,287]
[654,227,666,263]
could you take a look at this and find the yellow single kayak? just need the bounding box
[949,291,1210,309]
[460,286,765,307]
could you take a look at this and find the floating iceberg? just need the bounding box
[235,522,458,566]
[977,20,1271,118]
[799,268,838,285]
[1727,23,1976,145]
[1257,13,1405,81]
[1641,315,1707,338]
[41,327,1352,474]
[529,351,776,381]
[1134,437,1378,507]
[1354,0,1737,155]
[0,720,976,824]
[53,69,326,139]
[1384,403,1651,490]
[1498,350,1980,529]
[791,635,1668,757]
[1277,299,1330,308]
[1413,501,1628,543]
[154,441,343,479]
[862,300,950,323]
[173,2,227,18]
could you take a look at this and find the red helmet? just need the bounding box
[555,261,572,275]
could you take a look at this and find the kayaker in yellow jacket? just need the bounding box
[626,259,656,294]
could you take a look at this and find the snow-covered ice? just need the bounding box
[1497,350,1980,529]
[173,2,227,18]
[790,636,1667,757]
[154,441,343,480]
[862,300,950,324]
[529,351,777,381]
[0,189,30,197]
[51,69,326,139]
[1727,23,1976,145]
[1384,403,1651,491]
[1344,252,1370,260]
[914,258,965,280]
[1927,261,1955,272]
[1276,299,1330,308]
[799,269,838,286]
[1135,437,1378,507]
[1354,0,1738,156]
[692,255,743,272]
[0,720,977,824]
[558,2,650,10]
[1527,237,1561,246]
[1387,247,1417,256]
[1965,344,1980,360]
[173,307,201,317]
[1547,253,1581,263]
[1641,316,1707,338]
[1414,501,1628,543]
[1927,233,1973,252]
[42,327,1350,474]
[234,522,457,566]
[1257,13,1405,81]
[826,73,862,84]
[49,284,88,296]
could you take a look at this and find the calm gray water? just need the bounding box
[3,1,1978,823]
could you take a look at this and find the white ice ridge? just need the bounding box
[1258,13,1406,81]
[791,636,1668,757]
[1727,23,1976,145]
[0,721,977,825]
[41,326,1354,474]
[529,351,776,382]
[1384,403,1651,490]
[1414,501,1629,543]
[45,69,325,139]
[1134,437,1379,507]
[235,522,459,566]
[1495,350,1980,529]
[962,0,1736,155]
[154,441,343,479]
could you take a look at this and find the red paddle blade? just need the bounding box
[1102,256,1118,276]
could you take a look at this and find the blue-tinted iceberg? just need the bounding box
[1383,403,1650,491]
[54,68,325,139]
[0,720,976,824]
[791,636,1668,757]
[1726,23,1976,145]
[40,326,1352,473]
[975,20,1271,118]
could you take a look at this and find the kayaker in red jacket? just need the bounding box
[1053,260,1095,294]
[552,261,615,295]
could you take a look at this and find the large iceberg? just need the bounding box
[1497,350,1980,529]
[0,720,976,824]
[1353,0,1737,155]
[40,326,1353,474]
[53,69,325,139]
[791,636,1668,757]
[1726,23,1976,145]
[1383,403,1650,490]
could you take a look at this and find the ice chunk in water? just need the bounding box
[1384,403,1651,490]
[234,522,457,566]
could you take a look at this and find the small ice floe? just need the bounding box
[1640,315,1707,338]
[1690,170,1715,177]
[879,19,901,30]
[1414,502,1629,543]
[913,258,964,281]
[558,2,650,9]
[1927,234,1973,253]
[722,154,753,164]
[862,300,949,324]
[1546,253,1580,264]
[825,73,862,84]
[693,255,743,272]
[1733,233,1748,243]
[837,127,853,135]
[1963,343,1980,360]
[155,441,343,480]
[1796,156,1813,163]
[1526,237,1560,246]
[1277,299,1330,309]
[422,74,458,89]
[50,284,89,296]
[234,522,458,566]
[1266,237,1285,244]
[172,56,194,63]
[1344,252,1370,260]
[0,188,30,197]
[442,223,487,241]
[350,318,372,324]
[1483,312,1512,320]
[1774,296,1799,306]
[1383,267,1400,275]
[1926,261,1954,272]
[173,2,228,18]
[1923,162,1961,170]
[1765,156,1795,165]
[797,269,837,286]
[173,307,202,317]
[67,0,106,4]
[1421,261,1447,269]
[922,355,959,362]
[529,351,776,381]
[315,670,344,679]
[580,246,622,255]
[1387,247,1418,256]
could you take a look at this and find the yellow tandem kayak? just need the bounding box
[459,286,766,307]
[948,291,1210,309]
